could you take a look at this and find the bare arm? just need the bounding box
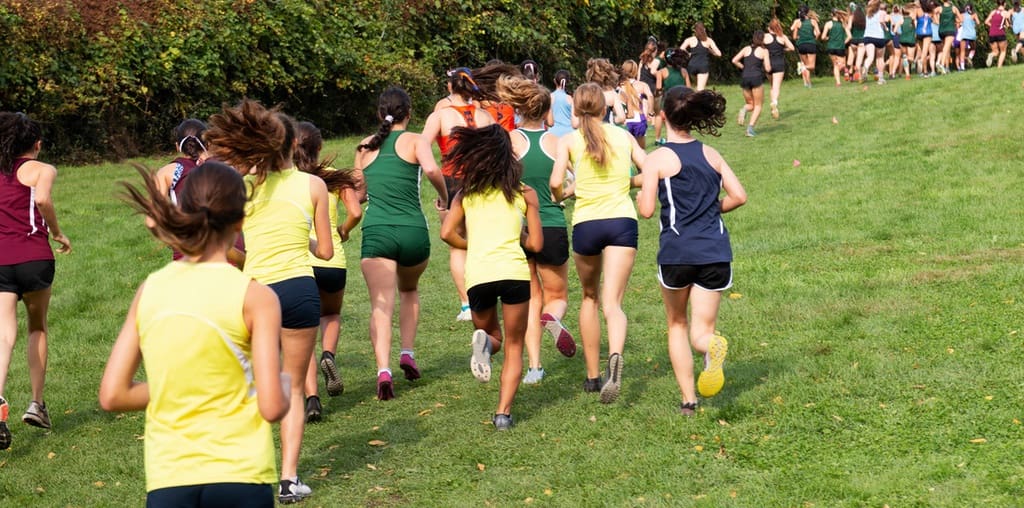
[244,281,289,422]
[99,286,149,411]
[706,146,747,213]
[821,21,832,41]
[439,195,467,250]
[761,48,772,73]
[338,188,363,242]
[309,176,334,261]
[521,187,544,253]
[638,148,677,218]
[732,48,747,69]
[24,161,70,253]
[707,38,723,57]
[411,134,448,209]
[417,112,443,177]
[550,135,572,202]
[154,162,177,198]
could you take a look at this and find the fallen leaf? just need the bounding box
[772,396,784,405]
[47,452,55,459]
[367,440,387,447]
[477,463,486,471]
[588,415,597,422]
[63,408,74,415]
[93,481,105,488]
[371,426,380,431]
[1013,419,1021,425]
[367,464,377,470]
[792,159,801,167]
[524,497,534,504]
[35,486,44,494]
[544,488,553,496]
[832,415,843,422]
[728,292,743,300]
[985,395,994,401]
[717,419,730,426]
[418,409,432,416]
[730,491,738,498]
[435,403,446,408]
[832,116,839,124]
[328,444,339,451]
[694,445,704,452]
[367,486,386,493]
[134,434,144,441]
[318,467,330,478]
[969,438,987,444]
[947,348,955,354]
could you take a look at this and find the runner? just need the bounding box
[546,69,575,138]
[765,18,795,115]
[732,31,772,137]
[0,112,71,450]
[637,86,746,415]
[822,9,852,86]
[679,22,723,90]
[791,5,821,87]
[986,0,1011,67]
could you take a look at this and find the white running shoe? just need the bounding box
[470,329,491,382]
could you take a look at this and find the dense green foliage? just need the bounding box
[0,0,1012,161]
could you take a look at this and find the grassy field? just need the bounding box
[3,66,1024,507]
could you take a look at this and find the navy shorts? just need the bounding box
[313,267,347,293]
[797,43,817,54]
[468,279,531,312]
[658,262,732,291]
[268,276,320,329]
[525,227,569,266]
[990,34,1007,43]
[571,218,638,256]
[147,483,273,508]
[863,37,888,49]
[0,260,55,299]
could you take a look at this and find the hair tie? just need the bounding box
[179,135,207,154]
[384,115,394,123]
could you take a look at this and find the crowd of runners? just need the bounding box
[6,0,1018,505]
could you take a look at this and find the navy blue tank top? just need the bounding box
[657,140,732,265]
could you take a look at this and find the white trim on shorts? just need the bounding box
[656,264,734,292]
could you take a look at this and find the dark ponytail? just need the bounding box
[662,86,726,137]
[295,121,360,193]
[121,161,247,256]
[0,112,43,176]
[358,87,412,152]
[172,118,207,160]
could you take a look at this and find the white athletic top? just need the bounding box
[864,11,885,38]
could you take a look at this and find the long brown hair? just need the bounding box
[294,121,360,193]
[358,87,412,152]
[620,60,642,116]
[444,125,522,203]
[121,162,246,257]
[694,22,709,41]
[662,86,726,137]
[573,82,610,168]
[205,99,290,185]
[585,58,619,89]
[496,75,551,123]
[0,112,42,176]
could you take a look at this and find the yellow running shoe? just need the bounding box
[697,335,728,398]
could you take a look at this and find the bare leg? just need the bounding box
[22,288,51,404]
[304,290,343,397]
[362,258,398,372]
[599,246,636,357]
[573,252,603,379]
[0,293,18,398]
[525,260,543,370]
[662,285,696,402]
[396,262,428,352]
[280,326,317,480]
[495,300,529,415]
[749,86,764,128]
[696,73,709,91]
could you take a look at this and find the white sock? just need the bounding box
[400,349,414,358]
[378,368,392,376]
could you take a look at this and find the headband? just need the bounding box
[178,135,207,153]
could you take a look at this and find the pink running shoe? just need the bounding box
[376,371,394,401]
[399,354,421,381]
[540,313,576,357]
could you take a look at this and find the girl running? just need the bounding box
[546,70,575,138]
[154,119,207,261]
[861,0,892,83]
[100,161,289,507]
[294,121,362,422]
[848,3,867,80]
[550,83,646,404]
[358,88,448,401]
[1011,1,1024,62]
[960,4,981,70]
[765,18,795,116]
[620,60,655,148]
[822,9,852,86]
[679,22,723,91]
[657,49,691,112]
[986,0,1011,67]
[898,4,918,77]
[791,5,821,87]
[916,1,936,76]
[440,124,543,430]
[204,100,334,504]
[419,67,495,322]
[936,1,962,73]
[638,37,665,142]
[638,86,746,415]
[0,112,71,449]
[497,76,577,385]
[732,31,772,137]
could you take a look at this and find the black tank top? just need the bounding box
[742,50,764,79]
[639,63,657,91]
[688,41,709,68]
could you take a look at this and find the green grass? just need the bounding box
[4,66,1024,507]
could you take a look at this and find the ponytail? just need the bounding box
[358,87,411,152]
[0,112,42,176]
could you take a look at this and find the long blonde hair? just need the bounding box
[573,83,610,167]
[619,60,642,117]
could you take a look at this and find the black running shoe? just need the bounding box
[583,377,603,393]
[319,352,343,397]
[304,396,322,423]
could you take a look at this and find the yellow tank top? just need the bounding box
[463,189,530,288]
[568,124,637,225]
[309,183,345,270]
[136,262,276,492]
[243,168,315,284]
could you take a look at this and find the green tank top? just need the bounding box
[664,67,686,90]
[939,5,955,32]
[797,20,816,45]
[517,129,566,228]
[900,17,916,44]
[851,23,865,39]
[362,131,428,229]
[827,22,847,50]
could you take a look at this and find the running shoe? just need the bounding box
[745,126,756,138]
[376,371,394,401]
[319,351,343,397]
[492,413,514,431]
[456,306,472,322]
[0,397,10,450]
[736,108,746,126]
[697,334,729,398]
[770,103,779,120]
[1013,49,1019,64]
[680,401,699,417]
[599,353,623,404]
[304,396,322,423]
[399,353,421,381]
[987,53,994,67]
[523,368,545,385]
[278,477,312,504]
[877,77,886,85]
[22,401,50,429]
[540,313,576,357]
[583,376,603,393]
[470,329,492,382]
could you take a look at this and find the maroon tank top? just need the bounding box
[0,158,53,265]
